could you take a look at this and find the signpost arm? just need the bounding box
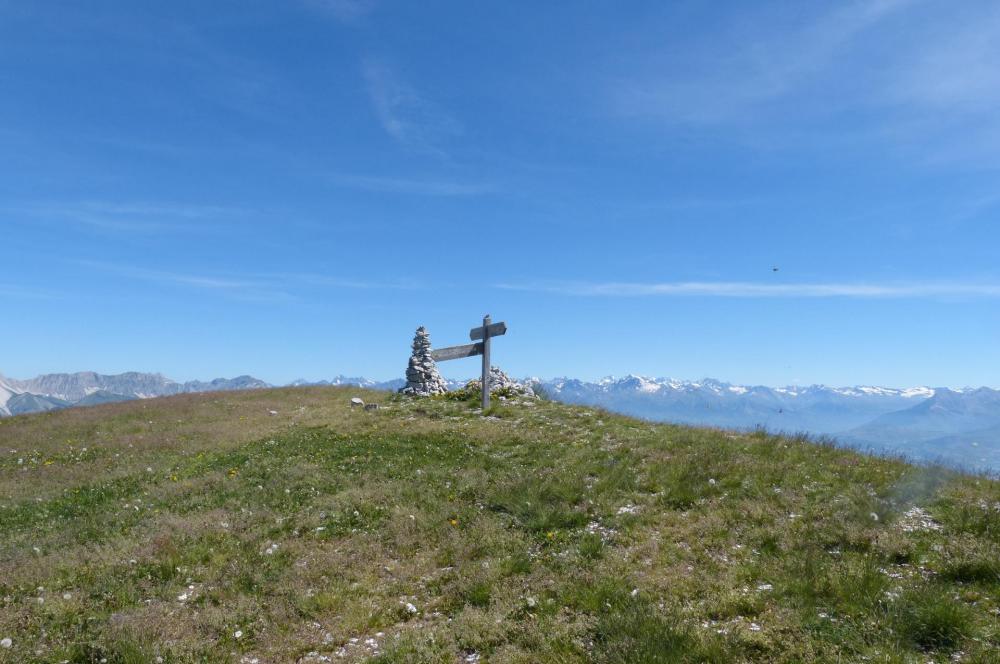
[481,314,491,410]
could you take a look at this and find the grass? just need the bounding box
[0,387,998,662]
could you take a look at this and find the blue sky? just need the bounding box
[2,0,999,387]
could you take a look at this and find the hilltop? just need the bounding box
[1,387,999,662]
[5,371,1000,473]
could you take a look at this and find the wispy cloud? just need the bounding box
[497,280,1000,299]
[267,273,423,290]
[611,1,1000,163]
[11,201,249,234]
[306,0,376,23]
[889,8,1000,113]
[78,261,425,302]
[329,173,494,196]
[616,1,914,124]
[0,283,60,300]
[362,58,461,153]
[80,261,294,303]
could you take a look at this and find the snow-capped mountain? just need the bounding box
[0,371,269,416]
[289,375,383,388]
[532,375,937,434]
[531,376,1000,472]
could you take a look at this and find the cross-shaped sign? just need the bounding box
[429,315,508,409]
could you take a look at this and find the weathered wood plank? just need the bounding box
[481,315,491,409]
[430,342,483,362]
[470,321,507,341]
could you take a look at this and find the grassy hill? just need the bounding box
[1,388,998,663]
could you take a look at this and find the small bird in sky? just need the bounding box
[772,266,780,272]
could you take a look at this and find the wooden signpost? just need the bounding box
[429,315,507,410]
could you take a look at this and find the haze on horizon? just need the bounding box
[2,1,999,389]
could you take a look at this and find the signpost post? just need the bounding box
[480,315,492,410]
[429,314,507,411]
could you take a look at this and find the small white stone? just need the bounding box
[1,637,11,648]
[234,630,243,639]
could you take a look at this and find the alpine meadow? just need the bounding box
[1,388,999,662]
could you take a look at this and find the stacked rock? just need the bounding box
[464,366,537,399]
[399,327,448,396]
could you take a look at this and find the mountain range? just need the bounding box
[2,371,998,473]
[0,372,269,416]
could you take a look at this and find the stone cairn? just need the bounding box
[399,326,448,396]
[464,366,537,399]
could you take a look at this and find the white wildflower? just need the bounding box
[234,630,243,639]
